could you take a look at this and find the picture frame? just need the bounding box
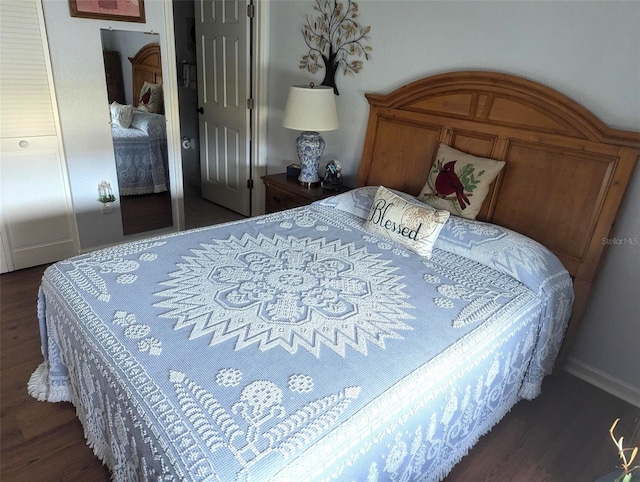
[69,0,146,23]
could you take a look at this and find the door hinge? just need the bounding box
[247,3,255,18]
[247,178,254,189]
[247,98,255,110]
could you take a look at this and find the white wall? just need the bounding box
[266,0,640,401]
[566,164,640,406]
[42,0,172,249]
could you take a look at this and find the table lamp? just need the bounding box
[283,83,338,187]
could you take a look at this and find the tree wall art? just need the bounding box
[299,0,372,95]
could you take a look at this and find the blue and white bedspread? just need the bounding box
[29,187,573,482]
[111,110,168,196]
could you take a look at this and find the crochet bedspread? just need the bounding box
[111,110,168,196]
[29,187,573,481]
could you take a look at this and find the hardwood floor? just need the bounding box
[1,265,111,481]
[1,264,638,481]
[119,183,245,236]
[120,191,173,235]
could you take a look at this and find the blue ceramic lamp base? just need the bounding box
[296,131,325,187]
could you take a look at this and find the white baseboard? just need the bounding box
[564,357,640,408]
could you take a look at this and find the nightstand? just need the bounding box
[261,173,351,214]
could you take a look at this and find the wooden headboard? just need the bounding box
[128,43,162,107]
[358,71,640,350]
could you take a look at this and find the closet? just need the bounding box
[0,0,79,273]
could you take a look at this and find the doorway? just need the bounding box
[172,0,263,226]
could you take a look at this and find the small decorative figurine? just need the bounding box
[98,181,116,204]
[322,160,343,190]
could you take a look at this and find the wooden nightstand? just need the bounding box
[262,173,351,214]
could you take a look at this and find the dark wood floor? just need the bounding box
[120,191,173,235]
[1,264,638,481]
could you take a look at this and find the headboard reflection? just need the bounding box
[358,71,640,349]
[129,43,162,108]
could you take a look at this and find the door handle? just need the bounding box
[197,107,204,114]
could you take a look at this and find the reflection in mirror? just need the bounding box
[100,29,172,236]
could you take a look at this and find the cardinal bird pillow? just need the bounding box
[417,144,505,219]
[137,82,163,114]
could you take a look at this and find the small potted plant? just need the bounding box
[609,418,639,482]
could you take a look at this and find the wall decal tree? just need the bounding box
[299,0,372,95]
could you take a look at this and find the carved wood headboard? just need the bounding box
[358,71,640,350]
[128,43,162,107]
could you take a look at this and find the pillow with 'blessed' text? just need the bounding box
[110,102,133,128]
[364,186,450,258]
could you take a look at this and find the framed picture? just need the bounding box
[69,0,146,23]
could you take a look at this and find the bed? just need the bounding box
[29,71,639,481]
[110,43,168,196]
[111,110,168,196]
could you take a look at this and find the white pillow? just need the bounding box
[110,102,133,128]
[364,186,450,258]
[417,143,505,219]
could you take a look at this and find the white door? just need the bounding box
[195,0,252,216]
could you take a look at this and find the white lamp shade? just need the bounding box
[283,85,338,132]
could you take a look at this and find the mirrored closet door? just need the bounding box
[100,29,172,235]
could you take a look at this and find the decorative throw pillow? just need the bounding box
[109,102,133,128]
[138,82,163,114]
[417,144,505,219]
[364,186,450,258]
